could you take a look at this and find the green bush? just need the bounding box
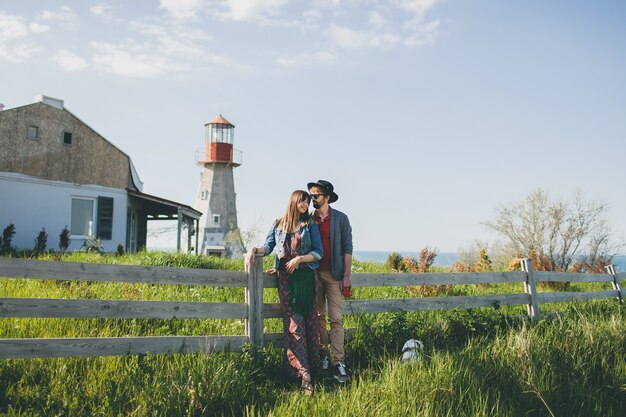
[1,223,16,254]
[33,228,48,253]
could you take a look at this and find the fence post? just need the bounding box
[520,258,540,322]
[605,265,624,304]
[245,253,265,352]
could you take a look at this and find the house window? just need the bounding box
[63,131,72,145]
[212,214,220,225]
[71,198,95,237]
[27,125,39,140]
[97,197,114,240]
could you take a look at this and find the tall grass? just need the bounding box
[1,252,624,416]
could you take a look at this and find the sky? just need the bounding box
[1,0,625,253]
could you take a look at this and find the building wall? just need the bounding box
[0,172,128,252]
[194,163,242,256]
[0,102,132,189]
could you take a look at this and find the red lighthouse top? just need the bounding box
[198,114,241,166]
[207,115,234,127]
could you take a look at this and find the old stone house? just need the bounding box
[0,95,200,253]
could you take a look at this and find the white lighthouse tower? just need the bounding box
[194,115,243,257]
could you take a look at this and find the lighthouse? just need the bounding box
[194,115,244,257]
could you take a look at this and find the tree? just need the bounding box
[484,188,622,271]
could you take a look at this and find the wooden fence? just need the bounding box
[0,256,623,359]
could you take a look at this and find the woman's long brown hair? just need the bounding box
[277,190,311,232]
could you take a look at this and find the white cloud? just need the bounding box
[89,29,240,78]
[393,0,443,17]
[90,3,114,18]
[91,40,184,78]
[160,0,206,19]
[327,24,400,49]
[29,23,50,33]
[275,50,336,67]
[129,22,212,59]
[0,12,29,38]
[39,6,79,30]
[0,12,39,62]
[53,50,89,71]
[403,19,439,46]
[222,0,289,21]
[368,10,387,29]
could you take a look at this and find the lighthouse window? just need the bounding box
[212,214,220,225]
[63,131,72,145]
[201,190,209,200]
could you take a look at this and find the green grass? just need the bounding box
[1,252,625,416]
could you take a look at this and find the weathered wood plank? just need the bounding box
[0,298,247,319]
[263,293,530,317]
[342,272,526,287]
[533,271,613,283]
[246,254,265,349]
[617,272,626,281]
[263,272,527,288]
[0,335,248,359]
[263,303,282,319]
[537,290,620,304]
[0,258,247,287]
[263,332,283,344]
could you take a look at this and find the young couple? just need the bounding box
[245,180,353,395]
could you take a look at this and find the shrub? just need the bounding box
[115,244,125,256]
[81,236,104,254]
[33,228,48,252]
[386,252,405,272]
[59,226,70,252]
[1,223,16,254]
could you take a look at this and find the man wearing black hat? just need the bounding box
[307,180,353,383]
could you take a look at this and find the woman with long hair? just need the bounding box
[245,190,323,395]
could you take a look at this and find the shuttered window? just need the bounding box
[97,197,114,240]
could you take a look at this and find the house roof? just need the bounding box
[126,188,201,220]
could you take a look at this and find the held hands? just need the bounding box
[285,256,303,274]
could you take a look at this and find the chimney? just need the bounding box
[35,95,64,110]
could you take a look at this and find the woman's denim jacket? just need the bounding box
[263,220,323,270]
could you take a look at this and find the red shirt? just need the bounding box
[315,208,332,271]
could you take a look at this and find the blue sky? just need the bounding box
[1,0,625,252]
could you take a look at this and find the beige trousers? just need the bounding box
[317,270,345,364]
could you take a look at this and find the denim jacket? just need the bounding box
[263,220,323,270]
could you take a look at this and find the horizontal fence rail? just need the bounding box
[0,258,247,287]
[0,257,624,359]
[0,336,248,359]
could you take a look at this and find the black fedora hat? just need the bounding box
[307,180,339,203]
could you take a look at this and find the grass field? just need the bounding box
[1,251,624,416]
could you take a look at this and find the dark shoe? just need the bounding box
[318,355,330,372]
[333,362,350,383]
[301,374,314,396]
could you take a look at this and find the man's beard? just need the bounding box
[312,201,320,209]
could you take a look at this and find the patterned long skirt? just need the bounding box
[278,270,320,380]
